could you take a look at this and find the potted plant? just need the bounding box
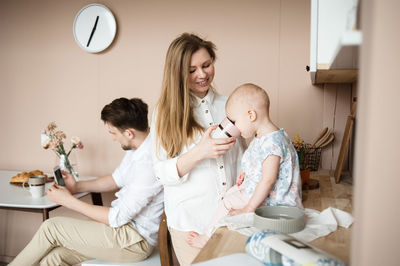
[292,135,310,185]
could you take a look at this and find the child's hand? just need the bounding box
[236,172,245,186]
[228,207,252,216]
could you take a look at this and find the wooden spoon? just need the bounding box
[315,129,332,148]
[311,127,328,147]
[318,132,335,148]
[308,128,331,153]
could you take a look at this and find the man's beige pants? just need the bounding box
[9,217,153,266]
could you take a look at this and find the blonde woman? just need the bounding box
[150,33,243,265]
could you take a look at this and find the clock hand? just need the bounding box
[86,16,99,47]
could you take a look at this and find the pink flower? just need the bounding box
[49,138,61,150]
[71,137,84,149]
[42,122,83,159]
[47,121,57,132]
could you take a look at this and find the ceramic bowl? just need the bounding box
[254,206,306,234]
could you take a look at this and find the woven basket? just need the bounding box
[304,144,322,171]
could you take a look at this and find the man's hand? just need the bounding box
[47,183,73,206]
[47,182,110,225]
[62,170,78,194]
[236,172,245,186]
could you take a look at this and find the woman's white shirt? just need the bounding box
[150,90,244,234]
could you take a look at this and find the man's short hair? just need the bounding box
[101,98,148,132]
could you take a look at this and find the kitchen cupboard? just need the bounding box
[309,0,361,84]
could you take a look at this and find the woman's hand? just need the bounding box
[62,170,78,194]
[47,183,73,206]
[194,126,236,160]
[176,126,237,178]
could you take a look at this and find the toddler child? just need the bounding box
[188,83,303,248]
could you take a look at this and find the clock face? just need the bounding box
[73,4,117,53]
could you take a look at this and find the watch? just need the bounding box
[73,4,117,53]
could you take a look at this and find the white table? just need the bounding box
[0,170,103,220]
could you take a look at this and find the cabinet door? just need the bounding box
[309,0,360,84]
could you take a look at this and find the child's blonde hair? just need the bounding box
[227,83,270,117]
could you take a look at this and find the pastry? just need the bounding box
[10,170,48,183]
[29,170,47,177]
[10,172,31,183]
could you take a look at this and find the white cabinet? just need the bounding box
[309,0,361,84]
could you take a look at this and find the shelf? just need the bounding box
[314,69,358,84]
[313,30,362,84]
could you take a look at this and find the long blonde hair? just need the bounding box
[155,33,217,158]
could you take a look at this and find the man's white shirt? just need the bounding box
[110,135,164,246]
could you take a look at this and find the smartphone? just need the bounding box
[53,165,66,186]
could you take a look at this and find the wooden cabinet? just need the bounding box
[309,0,361,84]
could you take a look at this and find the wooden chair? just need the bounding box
[158,211,174,266]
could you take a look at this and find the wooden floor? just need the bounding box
[303,170,353,263]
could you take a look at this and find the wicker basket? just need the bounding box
[304,144,322,171]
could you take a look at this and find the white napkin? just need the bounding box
[212,207,353,243]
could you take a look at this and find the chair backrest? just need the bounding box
[158,211,173,266]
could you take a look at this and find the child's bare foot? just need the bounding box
[187,231,209,249]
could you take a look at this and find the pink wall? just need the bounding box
[0,0,327,177]
[351,0,400,265]
[0,0,352,261]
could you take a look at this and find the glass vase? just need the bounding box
[59,154,79,181]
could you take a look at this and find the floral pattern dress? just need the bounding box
[241,128,303,208]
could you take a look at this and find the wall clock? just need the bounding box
[73,4,117,53]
